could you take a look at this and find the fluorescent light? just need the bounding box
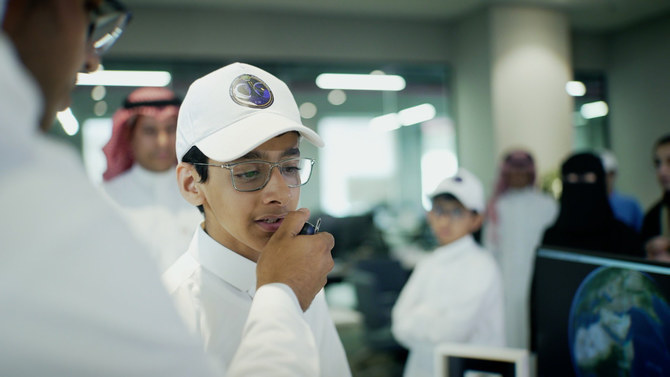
[565,81,586,96]
[580,101,609,119]
[76,70,172,87]
[370,113,401,132]
[91,85,106,101]
[327,89,347,106]
[316,73,406,91]
[94,101,108,116]
[299,102,317,119]
[370,103,436,132]
[398,104,436,126]
[57,108,79,136]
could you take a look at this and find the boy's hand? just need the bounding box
[257,208,335,311]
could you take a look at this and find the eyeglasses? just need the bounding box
[193,157,315,192]
[88,0,132,56]
[431,206,469,220]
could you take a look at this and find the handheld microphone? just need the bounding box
[298,218,321,235]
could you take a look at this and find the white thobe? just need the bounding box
[483,187,558,349]
[392,235,505,377]
[101,164,202,272]
[164,225,352,377]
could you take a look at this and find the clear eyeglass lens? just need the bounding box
[432,207,466,219]
[230,158,313,191]
[89,2,131,55]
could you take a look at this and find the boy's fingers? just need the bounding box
[275,208,311,238]
[313,232,336,253]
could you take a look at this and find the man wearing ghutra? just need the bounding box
[101,87,202,272]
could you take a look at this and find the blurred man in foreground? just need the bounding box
[0,1,334,375]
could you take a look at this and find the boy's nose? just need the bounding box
[262,166,292,204]
[157,130,170,147]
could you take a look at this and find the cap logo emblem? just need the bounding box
[230,74,274,108]
[452,176,463,182]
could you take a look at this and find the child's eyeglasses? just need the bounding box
[193,157,315,192]
[431,206,468,219]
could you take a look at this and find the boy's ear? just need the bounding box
[176,162,204,207]
[470,213,484,232]
[426,210,437,227]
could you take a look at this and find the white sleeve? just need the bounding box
[227,283,320,377]
[392,257,500,347]
[391,266,426,348]
[304,290,353,377]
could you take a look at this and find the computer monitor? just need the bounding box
[531,246,670,377]
[434,343,531,377]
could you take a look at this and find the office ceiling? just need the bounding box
[125,0,670,32]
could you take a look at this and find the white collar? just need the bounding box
[433,234,477,257]
[189,225,258,297]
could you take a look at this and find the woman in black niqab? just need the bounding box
[541,152,643,257]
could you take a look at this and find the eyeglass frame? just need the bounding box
[429,205,476,220]
[191,157,316,192]
[87,0,132,56]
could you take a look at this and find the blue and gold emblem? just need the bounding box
[229,74,274,108]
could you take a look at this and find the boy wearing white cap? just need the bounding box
[163,62,351,377]
[391,168,505,377]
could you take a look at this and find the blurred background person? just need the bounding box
[542,152,642,257]
[642,134,670,262]
[101,87,201,272]
[600,149,644,233]
[483,149,558,349]
[392,169,504,377]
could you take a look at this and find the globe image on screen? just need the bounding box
[568,266,670,377]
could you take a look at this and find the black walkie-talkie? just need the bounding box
[298,218,321,235]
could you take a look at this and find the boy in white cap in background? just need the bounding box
[164,62,351,376]
[391,168,505,377]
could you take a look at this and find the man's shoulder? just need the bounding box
[100,168,146,205]
[647,198,665,213]
[611,191,642,207]
[455,241,501,278]
[642,198,665,226]
[445,238,498,268]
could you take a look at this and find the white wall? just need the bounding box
[572,32,606,72]
[111,7,454,63]
[452,9,496,195]
[489,6,573,180]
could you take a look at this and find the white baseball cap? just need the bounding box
[176,62,324,162]
[429,168,485,213]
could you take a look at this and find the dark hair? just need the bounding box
[431,193,478,215]
[432,193,459,203]
[655,133,670,149]
[181,146,209,214]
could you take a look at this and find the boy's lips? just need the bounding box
[255,215,286,232]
